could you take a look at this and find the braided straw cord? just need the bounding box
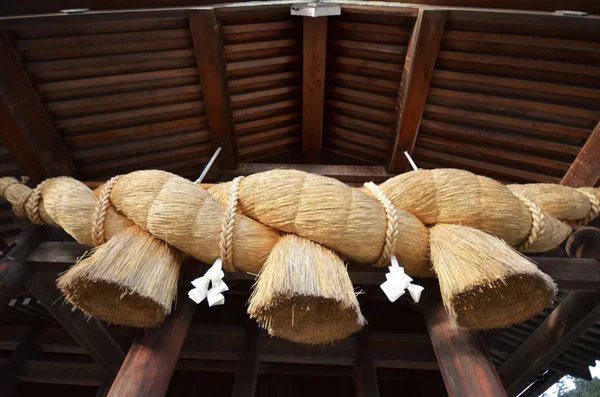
[516,194,545,252]
[25,184,45,225]
[92,176,121,246]
[363,182,399,267]
[220,176,244,272]
[576,190,599,225]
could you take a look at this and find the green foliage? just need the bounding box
[557,376,600,397]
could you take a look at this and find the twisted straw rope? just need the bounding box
[220,176,244,272]
[363,182,399,267]
[516,194,545,252]
[576,190,599,225]
[92,176,121,247]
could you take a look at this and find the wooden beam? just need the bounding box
[388,9,447,173]
[25,271,124,375]
[189,9,237,170]
[498,292,600,394]
[302,16,328,163]
[421,284,507,397]
[562,122,600,187]
[107,265,200,397]
[231,320,260,397]
[534,257,600,292]
[220,163,394,183]
[354,329,380,397]
[0,32,76,183]
[0,326,41,397]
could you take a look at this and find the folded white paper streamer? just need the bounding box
[188,258,229,307]
[380,256,424,303]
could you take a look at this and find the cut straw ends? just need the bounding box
[57,224,183,328]
[248,234,365,344]
[429,224,556,329]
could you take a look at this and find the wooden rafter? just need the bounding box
[302,16,328,163]
[0,32,76,183]
[388,9,447,173]
[189,9,238,170]
[498,133,600,394]
[421,284,507,397]
[562,121,600,187]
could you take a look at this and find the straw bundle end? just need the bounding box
[430,224,556,329]
[57,224,183,328]
[248,234,365,344]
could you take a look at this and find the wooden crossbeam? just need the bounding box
[189,9,237,170]
[302,17,328,163]
[421,284,507,397]
[388,9,447,173]
[562,122,600,187]
[0,32,76,183]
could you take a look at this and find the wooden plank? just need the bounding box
[535,257,600,292]
[0,326,42,397]
[562,122,600,187]
[107,281,198,397]
[421,283,507,397]
[388,9,447,173]
[354,329,380,397]
[189,9,237,170]
[0,32,76,183]
[302,16,328,163]
[25,272,124,375]
[231,321,260,397]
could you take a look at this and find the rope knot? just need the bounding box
[363,181,399,267]
[219,176,244,272]
[516,194,544,252]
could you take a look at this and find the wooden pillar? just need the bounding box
[302,16,328,163]
[354,329,380,397]
[231,320,260,397]
[107,264,200,397]
[421,285,507,397]
[388,9,446,173]
[189,10,237,170]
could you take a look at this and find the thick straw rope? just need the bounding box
[516,194,544,252]
[220,176,244,272]
[363,182,399,267]
[577,190,599,225]
[92,176,120,246]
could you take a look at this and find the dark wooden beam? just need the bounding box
[219,163,394,183]
[421,284,507,397]
[388,9,447,173]
[231,320,260,397]
[534,257,600,292]
[25,271,124,375]
[189,9,237,170]
[0,32,76,183]
[354,329,380,397]
[107,264,200,397]
[0,326,42,397]
[562,121,600,187]
[498,292,600,394]
[302,16,328,163]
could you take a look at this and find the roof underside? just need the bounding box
[0,2,599,397]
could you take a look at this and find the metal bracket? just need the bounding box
[291,2,341,17]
